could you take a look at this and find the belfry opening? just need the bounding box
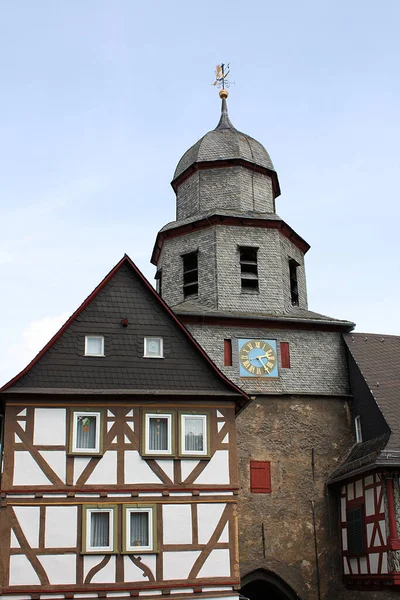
[240,570,300,600]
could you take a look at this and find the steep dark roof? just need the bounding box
[329,333,400,482]
[1,255,248,408]
[173,98,275,181]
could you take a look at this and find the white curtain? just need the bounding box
[149,417,168,451]
[130,512,149,547]
[184,418,204,452]
[77,416,96,449]
[91,512,110,547]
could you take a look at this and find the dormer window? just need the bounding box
[289,259,299,306]
[182,251,198,298]
[355,415,362,443]
[240,246,259,292]
[84,335,104,356]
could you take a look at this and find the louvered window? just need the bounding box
[347,506,365,555]
[240,247,259,292]
[250,460,271,493]
[182,251,198,298]
[289,259,299,306]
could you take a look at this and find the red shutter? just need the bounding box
[224,339,232,366]
[280,341,291,368]
[250,461,271,493]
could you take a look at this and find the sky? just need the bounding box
[1,0,399,386]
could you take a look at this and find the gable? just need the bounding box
[3,258,242,396]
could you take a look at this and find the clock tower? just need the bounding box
[152,89,355,599]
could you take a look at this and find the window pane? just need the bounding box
[86,337,103,355]
[146,338,162,357]
[149,417,168,451]
[90,512,110,547]
[76,415,97,449]
[130,512,149,547]
[184,417,204,452]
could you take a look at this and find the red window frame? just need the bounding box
[280,342,290,368]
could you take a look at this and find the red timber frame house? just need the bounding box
[0,255,248,600]
[329,333,400,590]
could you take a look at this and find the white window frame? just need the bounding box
[143,337,164,358]
[84,506,116,553]
[355,415,362,443]
[144,412,172,455]
[71,410,102,454]
[84,335,105,357]
[124,506,154,552]
[180,413,208,456]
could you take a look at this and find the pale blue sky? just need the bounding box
[1,1,399,385]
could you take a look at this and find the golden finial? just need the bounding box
[212,63,232,97]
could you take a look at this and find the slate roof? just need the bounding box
[344,333,400,450]
[159,210,283,234]
[1,255,248,408]
[172,300,355,329]
[173,98,275,181]
[329,333,400,482]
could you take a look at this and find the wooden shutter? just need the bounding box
[224,339,232,366]
[250,461,271,493]
[347,506,365,555]
[280,342,291,368]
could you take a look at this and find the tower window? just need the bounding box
[240,247,259,292]
[289,259,299,306]
[182,251,198,298]
[354,415,362,443]
[155,270,162,296]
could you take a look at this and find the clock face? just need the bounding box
[238,339,278,378]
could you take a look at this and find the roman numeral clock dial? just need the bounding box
[238,339,278,378]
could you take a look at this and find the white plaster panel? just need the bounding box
[84,555,116,583]
[340,497,346,522]
[127,421,134,431]
[107,422,114,432]
[11,530,20,548]
[163,504,192,544]
[197,549,230,578]
[39,451,66,483]
[17,421,26,431]
[107,410,115,417]
[33,409,66,446]
[369,553,379,574]
[170,589,194,594]
[138,592,162,596]
[163,551,200,580]
[9,555,41,585]
[359,556,368,574]
[136,554,156,579]
[382,552,388,573]
[2,596,31,600]
[376,473,382,481]
[222,434,229,444]
[14,452,52,486]
[123,557,151,582]
[73,456,91,484]
[155,459,174,481]
[14,506,40,547]
[365,488,375,516]
[216,411,224,418]
[38,554,76,584]
[341,528,347,551]
[45,506,77,547]
[17,408,27,417]
[379,519,387,543]
[124,451,161,484]
[86,451,117,485]
[202,587,233,592]
[349,558,358,575]
[347,482,354,501]
[195,451,229,485]
[367,523,374,546]
[376,485,382,505]
[126,410,134,417]
[218,523,229,543]
[343,557,349,575]
[198,504,226,544]
[217,422,225,432]
[355,479,363,498]
[124,435,130,443]
[181,460,200,482]
[372,529,380,547]
[365,475,374,486]
[15,434,23,443]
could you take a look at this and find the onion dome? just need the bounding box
[172,96,277,189]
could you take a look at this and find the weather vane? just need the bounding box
[212,63,233,98]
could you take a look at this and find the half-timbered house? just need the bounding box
[329,333,400,591]
[0,255,248,600]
